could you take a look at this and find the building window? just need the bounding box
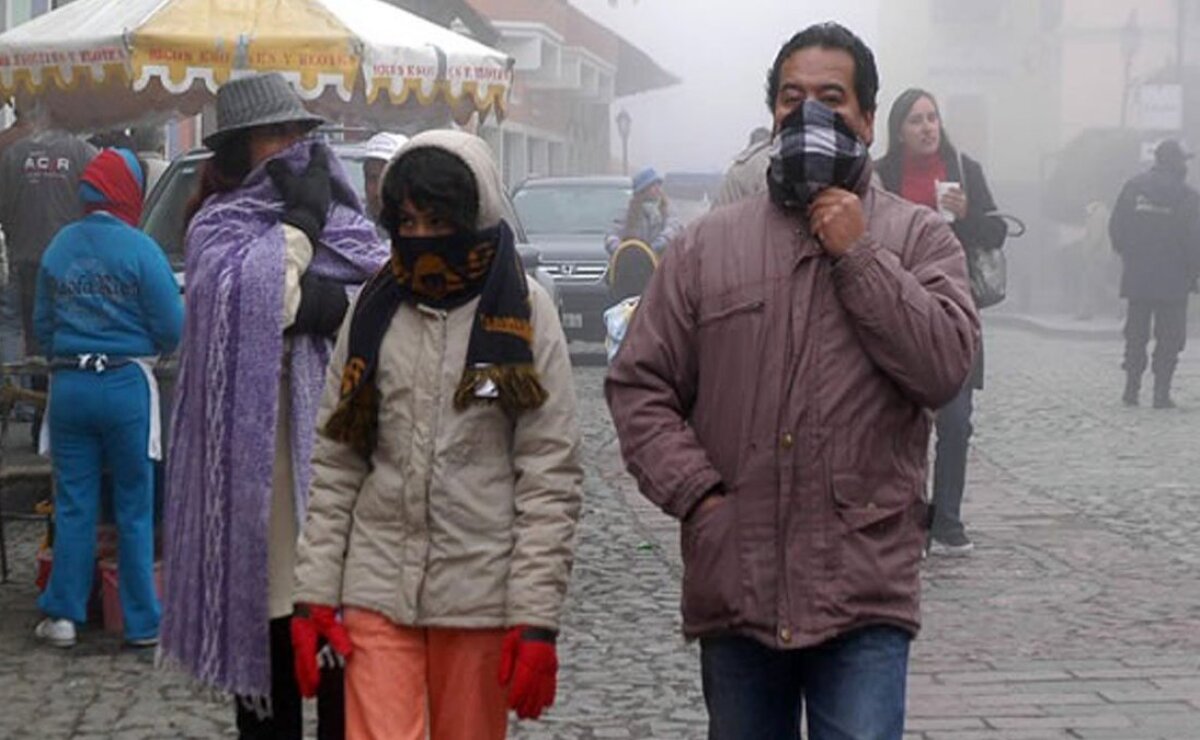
[8,0,50,27]
[931,0,1003,25]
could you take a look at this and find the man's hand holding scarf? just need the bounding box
[809,188,866,257]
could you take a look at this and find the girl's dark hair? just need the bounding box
[766,22,879,114]
[882,87,957,163]
[380,147,479,236]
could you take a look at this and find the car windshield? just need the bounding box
[141,158,205,265]
[512,185,631,236]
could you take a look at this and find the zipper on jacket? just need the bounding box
[805,255,834,635]
[427,306,450,495]
[775,228,808,645]
[415,304,450,620]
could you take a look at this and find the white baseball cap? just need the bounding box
[364,132,409,162]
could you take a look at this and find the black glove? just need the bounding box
[267,147,332,247]
[287,271,349,338]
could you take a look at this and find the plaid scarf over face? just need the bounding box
[767,99,870,211]
[326,220,547,458]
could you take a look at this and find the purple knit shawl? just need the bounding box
[161,139,388,697]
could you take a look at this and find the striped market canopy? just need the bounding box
[0,0,514,131]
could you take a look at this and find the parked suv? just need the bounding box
[511,176,632,341]
[141,139,556,303]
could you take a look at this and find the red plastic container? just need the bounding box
[99,558,163,635]
[35,548,53,592]
[36,549,107,623]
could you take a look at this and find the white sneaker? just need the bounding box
[34,617,77,648]
[929,532,975,557]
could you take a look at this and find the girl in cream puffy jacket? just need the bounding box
[292,131,583,740]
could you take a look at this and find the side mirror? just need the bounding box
[516,245,542,271]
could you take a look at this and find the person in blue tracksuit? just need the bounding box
[32,148,183,648]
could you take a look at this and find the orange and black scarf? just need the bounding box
[326,220,547,458]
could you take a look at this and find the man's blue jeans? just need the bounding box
[700,626,911,740]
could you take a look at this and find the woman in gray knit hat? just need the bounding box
[160,72,389,739]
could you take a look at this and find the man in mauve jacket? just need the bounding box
[606,23,979,740]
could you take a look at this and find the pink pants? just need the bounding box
[343,607,508,740]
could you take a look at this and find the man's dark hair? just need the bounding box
[89,129,135,150]
[765,22,879,114]
[380,147,479,237]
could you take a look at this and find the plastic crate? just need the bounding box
[99,558,163,635]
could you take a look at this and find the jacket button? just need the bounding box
[780,627,792,643]
[781,432,794,450]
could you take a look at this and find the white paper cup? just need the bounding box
[935,180,960,223]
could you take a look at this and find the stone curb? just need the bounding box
[985,312,1122,342]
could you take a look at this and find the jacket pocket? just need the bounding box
[440,410,517,534]
[446,406,514,465]
[697,298,765,327]
[830,473,915,529]
[831,474,923,607]
[352,472,405,523]
[681,496,742,627]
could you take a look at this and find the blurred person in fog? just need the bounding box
[604,167,681,255]
[1076,201,1115,320]
[0,107,33,364]
[607,23,978,740]
[1109,139,1200,409]
[31,148,182,649]
[131,125,169,198]
[361,131,408,225]
[876,88,1008,556]
[0,108,29,365]
[715,126,772,207]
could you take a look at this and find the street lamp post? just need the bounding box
[616,108,631,175]
[1119,10,1142,128]
[1178,0,1187,78]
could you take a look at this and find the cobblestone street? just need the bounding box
[3,324,1200,738]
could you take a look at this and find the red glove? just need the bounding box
[290,604,353,698]
[498,626,559,720]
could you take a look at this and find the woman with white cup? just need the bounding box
[876,87,1008,557]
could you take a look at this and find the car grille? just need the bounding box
[543,261,608,284]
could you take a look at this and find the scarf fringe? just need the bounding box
[325,384,380,459]
[454,364,549,413]
[155,648,268,711]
